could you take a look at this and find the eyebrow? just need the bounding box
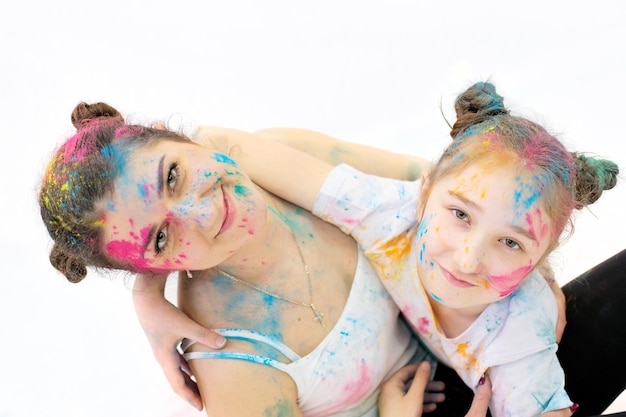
[448,190,537,244]
[509,224,538,245]
[142,155,166,257]
[448,190,482,212]
[157,154,165,198]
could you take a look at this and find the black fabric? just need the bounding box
[558,249,626,416]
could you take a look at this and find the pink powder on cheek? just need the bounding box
[105,239,153,270]
[488,262,533,297]
[104,225,156,271]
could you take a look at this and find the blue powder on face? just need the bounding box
[234,184,251,196]
[430,292,442,302]
[213,152,238,166]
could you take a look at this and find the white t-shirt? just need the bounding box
[313,164,573,417]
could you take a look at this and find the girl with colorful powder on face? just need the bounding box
[41,103,502,417]
[165,81,618,417]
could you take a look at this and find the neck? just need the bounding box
[428,295,488,338]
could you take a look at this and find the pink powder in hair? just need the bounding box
[115,125,144,138]
[62,131,97,163]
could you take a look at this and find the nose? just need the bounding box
[452,238,485,275]
[170,194,216,230]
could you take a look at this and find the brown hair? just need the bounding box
[424,82,618,247]
[40,102,189,283]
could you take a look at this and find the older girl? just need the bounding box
[40,103,458,417]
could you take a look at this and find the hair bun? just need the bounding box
[572,154,619,208]
[71,102,124,131]
[50,243,88,283]
[450,81,510,138]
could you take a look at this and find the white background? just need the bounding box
[1,1,625,416]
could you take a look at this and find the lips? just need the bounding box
[217,186,234,237]
[440,266,475,288]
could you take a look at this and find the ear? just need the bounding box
[151,122,167,130]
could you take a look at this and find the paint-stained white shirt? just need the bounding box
[313,164,573,417]
[184,249,417,417]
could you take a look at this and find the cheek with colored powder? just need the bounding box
[233,184,251,196]
[212,153,238,166]
[416,214,433,264]
[104,223,164,272]
[487,262,533,296]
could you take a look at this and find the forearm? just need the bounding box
[192,126,333,211]
[253,127,431,181]
[133,272,167,294]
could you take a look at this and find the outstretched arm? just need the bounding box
[253,127,431,181]
[192,126,334,212]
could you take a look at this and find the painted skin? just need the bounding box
[416,160,554,322]
[97,141,269,273]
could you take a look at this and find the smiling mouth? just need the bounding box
[440,266,475,288]
[217,186,234,237]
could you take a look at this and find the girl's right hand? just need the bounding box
[379,362,492,417]
[132,273,227,411]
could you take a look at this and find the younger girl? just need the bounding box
[136,81,618,416]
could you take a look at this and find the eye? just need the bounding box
[167,163,178,192]
[155,225,168,254]
[500,238,521,250]
[452,209,469,222]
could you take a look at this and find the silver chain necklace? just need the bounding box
[215,206,325,327]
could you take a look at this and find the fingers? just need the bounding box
[390,362,422,388]
[404,362,432,402]
[426,380,445,392]
[423,391,446,405]
[465,375,492,417]
[424,379,445,404]
[191,327,227,350]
